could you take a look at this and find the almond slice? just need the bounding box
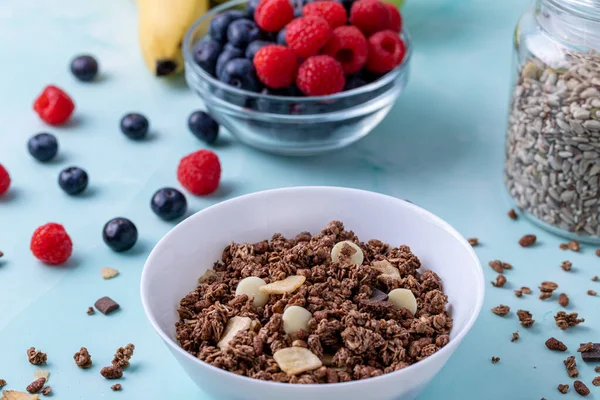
[282,305,312,335]
[198,269,218,284]
[371,260,400,278]
[217,316,252,351]
[273,347,323,375]
[33,369,49,382]
[259,275,306,295]
[331,241,364,266]
[236,277,269,308]
[388,288,418,315]
[1,391,40,400]
[101,267,119,279]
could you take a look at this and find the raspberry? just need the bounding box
[255,0,295,32]
[350,0,390,37]
[321,26,367,74]
[30,223,73,265]
[285,16,333,59]
[177,150,221,195]
[33,85,75,126]
[296,55,345,96]
[302,1,347,29]
[385,3,402,32]
[254,45,299,89]
[0,164,10,196]
[366,29,406,74]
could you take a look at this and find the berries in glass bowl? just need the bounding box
[183,0,411,155]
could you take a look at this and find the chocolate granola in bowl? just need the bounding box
[175,221,452,384]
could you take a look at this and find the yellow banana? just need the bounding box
[136,0,209,77]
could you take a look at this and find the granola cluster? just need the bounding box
[175,221,452,384]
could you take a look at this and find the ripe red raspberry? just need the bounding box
[367,29,406,74]
[177,150,221,195]
[255,0,295,32]
[254,45,299,89]
[296,55,345,96]
[385,3,402,32]
[302,1,347,29]
[321,26,367,74]
[30,223,73,265]
[33,85,75,126]
[0,164,10,196]
[350,0,390,37]
[286,16,332,59]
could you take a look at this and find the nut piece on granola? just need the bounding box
[388,288,418,315]
[557,384,569,394]
[517,310,534,327]
[491,305,510,316]
[74,347,92,369]
[519,234,536,247]
[236,276,269,308]
[101,267,119,279]
[560,261,572,271]
[331,241,364,266]
[260,275,306,295]
[33,370,49,383]
[555,311,584,330]
[112,344,135,369]
[545,337,567,351]
[574,380,590,396]
[282,306,312,336]
[217,316,252,351]
[100,366,123,379]
[564,356,579,378]
[1,391,40,400]
[26,378,45,394]
[26,348,46,365]
[273,347,323,375]
[371,260,400,278]
[558,293,569,307]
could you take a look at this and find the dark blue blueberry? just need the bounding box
[27,133,58,162]
[120,113,149,140]
[216,47,244,78]
[218,58,261,92]
[227,19,262,49]
[245,0,261,18]
[188,110,220,144]
[58,166,88,195]
[276,28,287,45]
[245,40,272,60]
[151,188,188,221]
[344,74,368,91]
[193,40,222,76]
[209,10,247,42]
[102,217,138,252]
[70,55,99,82]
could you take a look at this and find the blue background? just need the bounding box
[1,0,599,398]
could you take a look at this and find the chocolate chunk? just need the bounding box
[369,287,388,302]
[574,380,590,396]
[580,343,600,361]
[95,296,120,315]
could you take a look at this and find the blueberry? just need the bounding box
[28,133,58,162]
[216,47,244,78]
[245,40,272,60]
[70,55,99,82]
[218,58,261,92]
[227,19,262,49]
[209,10,247,42]
[276,29,287,45]
[193,40,222,76]
[344,74,368,91]
[245,0,261,18]
[120,113,149,140]
[188,111,219,144]
[58,166,88,195]
[151,188,187,221]
[102,217,138,252]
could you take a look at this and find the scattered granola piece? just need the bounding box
[1,391,40,400]
[87,307,95,315]
[488,260,510,274]
[112,344,135,369]
[578,342,594,352]
[73,347,92,369]
[558,293,569,307]
[557,384,569,394]
[0,251,3,258]
[580,343,600,361]
[560,243,569,250]
[539,291,553,300]
[508,209,518,220]
[0,380,6,389]
[27,348,47,365]
[592,377,600,387]
[596,249,600,257]
[100,366,123,379]
[596,366,600,373]
[40,387,50,396]
[491,274,507,288]
[574,380,590,396]
[101,267,119,279]
[273,347,323,375]
[260,275,306,295]
[26,378,45,394]
[511,332,519,342]
[540,281,558,291]
[568,240,581,252]
[94,296,120,315]
[517,309,534,327]
[491,305,510,316]
[519,234,536,247]
[592,276,599,281]
[546,337,567,351]
[110,384,122,391]
[521,286,532,294]
[555,311,584,330]
[561,261,572,271]
[587,290,597,296]
[514,289,523,297]
[491,356,500,364]
[564,356,579,378]
[467,238,479,247]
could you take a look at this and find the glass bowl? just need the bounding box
[183,0,412,155]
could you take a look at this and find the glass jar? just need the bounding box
[505,0,600,242]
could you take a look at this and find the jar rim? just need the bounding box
[543,0,600,22]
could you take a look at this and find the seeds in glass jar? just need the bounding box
[236,276,269,308]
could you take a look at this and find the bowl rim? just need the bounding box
[182,0,412,103]
[140,186,485,389]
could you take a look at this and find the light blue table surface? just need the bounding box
[2,0,600,399]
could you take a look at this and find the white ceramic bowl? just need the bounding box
[141,187,484,400]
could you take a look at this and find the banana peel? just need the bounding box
[136,0,209,77]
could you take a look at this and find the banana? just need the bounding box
[136,0,209,77]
